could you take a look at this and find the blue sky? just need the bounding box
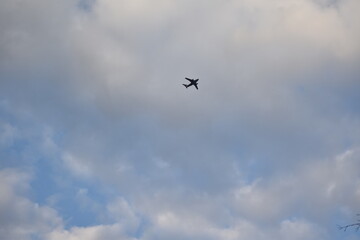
[0,0,359,239]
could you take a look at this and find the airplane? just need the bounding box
[183,77,199,90]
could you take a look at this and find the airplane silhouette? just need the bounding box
[183,78,199,90]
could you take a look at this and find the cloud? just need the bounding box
[279,218,326,240]
[47,224,136,240]
[230,148,360,223]
[0,0,359,239]
[121,147,357,240]
[0,169,62,240]
[4,147,355,240]
[62,153,93,179]
[0,121,18,146]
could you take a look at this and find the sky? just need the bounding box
[0,0,360,239]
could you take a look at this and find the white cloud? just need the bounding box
[0,0,359,239]
[128,148,358,239]
[47,224,136,240]
[279,218,326,240]
[0,121,18,146]
[106,197,140,233]
[231,147,360,221]
[0,169,63,240]
[62,152,93,178]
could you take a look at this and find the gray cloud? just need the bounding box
[0,169,62,240]
[0,0,359,239]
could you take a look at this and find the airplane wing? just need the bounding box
[185,77,192,82]
[195,84,198,90]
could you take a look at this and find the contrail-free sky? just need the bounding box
[1,0,359,239]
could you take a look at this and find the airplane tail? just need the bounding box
[183,84,189,88]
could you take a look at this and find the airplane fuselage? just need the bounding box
[183,78,199,90]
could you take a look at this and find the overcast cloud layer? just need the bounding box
[1,0,360,239]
